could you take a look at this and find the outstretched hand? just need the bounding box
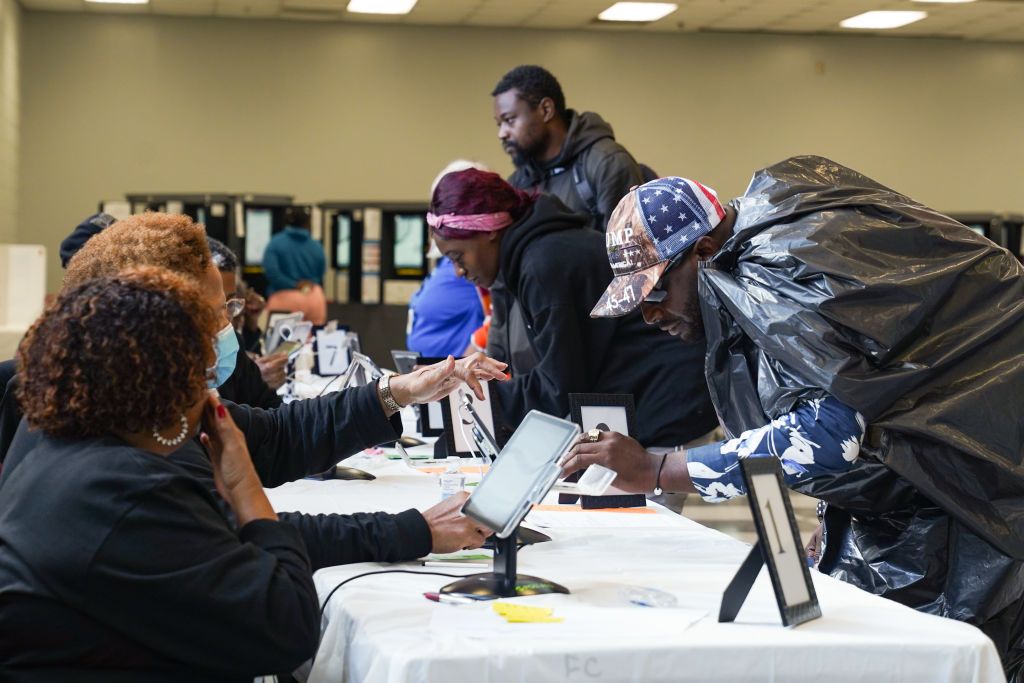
[421,491,493,553]
[390,352,507,407]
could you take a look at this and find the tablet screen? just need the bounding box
[462,411,580,537]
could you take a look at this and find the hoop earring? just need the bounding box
[152,414,189,447]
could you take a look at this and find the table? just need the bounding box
[266,453,1006,683]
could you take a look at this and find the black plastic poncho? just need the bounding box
[700,156,1024,677]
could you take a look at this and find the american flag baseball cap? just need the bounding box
[591,177,725,318]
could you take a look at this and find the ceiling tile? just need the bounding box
[12,0,1024,42]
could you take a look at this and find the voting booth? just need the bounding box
[318,201,428,306]
[120,193,234,245]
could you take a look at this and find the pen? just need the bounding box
[423,591,479,605]
[395,442,415,468]
[420,560,490,569]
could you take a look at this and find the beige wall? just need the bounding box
[17,12,1024,293]
[0,0,19,245]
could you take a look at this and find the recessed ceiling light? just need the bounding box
[912,0,975,3]
[85,0,148,4]
[840,11,927,29]
[598,2,678,22]
[347,0,418,14]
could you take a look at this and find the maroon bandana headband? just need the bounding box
[426,211,513,233]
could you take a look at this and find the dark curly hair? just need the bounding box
[17,267,219,439]
[430,168,535,240]
[64,212,211,290]
[490,65,566,117]
[207,236,239,273]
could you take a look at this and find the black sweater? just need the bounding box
[0,431,319,681]
[489,194,717,446]
[176,381,432,569]
[3,381,432,571]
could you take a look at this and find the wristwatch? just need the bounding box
[379,374,403,414]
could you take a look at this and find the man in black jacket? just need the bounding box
[491,64,645,232]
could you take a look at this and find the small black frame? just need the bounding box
[718,456,821,627]
[568,393,636,436]
[566,393,643,508]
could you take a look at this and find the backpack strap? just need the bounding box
[571,156,599,222]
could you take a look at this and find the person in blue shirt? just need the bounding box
[407,254,484,358]
[262,206,327,325]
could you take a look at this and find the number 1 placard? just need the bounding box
[718,456,821,627]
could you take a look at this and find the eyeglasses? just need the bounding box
[642,252,685,304]
[223,298,245,319]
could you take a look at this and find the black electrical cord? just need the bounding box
[315,372,344,397]
[308,568,466,670]
[318,568,464,618]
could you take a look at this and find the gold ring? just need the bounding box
[587,428,601,443]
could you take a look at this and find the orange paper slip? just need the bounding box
[532,504,656,514]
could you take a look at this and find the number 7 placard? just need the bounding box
[315,329,351,376]
[718,456,821,627]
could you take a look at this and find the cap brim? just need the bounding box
[590,260,669,318]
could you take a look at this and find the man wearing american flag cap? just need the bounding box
[562,155,1024,679]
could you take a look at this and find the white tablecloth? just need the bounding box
[267,455,1006,683]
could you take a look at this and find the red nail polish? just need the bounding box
[216,404,227,419]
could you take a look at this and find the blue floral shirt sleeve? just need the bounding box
[686,396,865,502]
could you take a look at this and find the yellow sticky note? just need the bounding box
[493,602,564,623]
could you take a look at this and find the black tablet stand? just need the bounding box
[440,522,568,600]
[310,464,376,481]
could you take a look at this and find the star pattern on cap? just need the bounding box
[634,176,723,261]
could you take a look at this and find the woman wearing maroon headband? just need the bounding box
[428,168,716,448]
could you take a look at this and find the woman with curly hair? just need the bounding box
[0,267,319,680]
[0,211,504,568]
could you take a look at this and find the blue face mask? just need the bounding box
[208,323,239,389]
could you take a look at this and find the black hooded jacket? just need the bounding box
[508,110,643,231]
[489,194,716,447]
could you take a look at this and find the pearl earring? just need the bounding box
[152,414,189,447]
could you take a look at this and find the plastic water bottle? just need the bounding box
[439,456,465,500]
[294,344,314,384]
